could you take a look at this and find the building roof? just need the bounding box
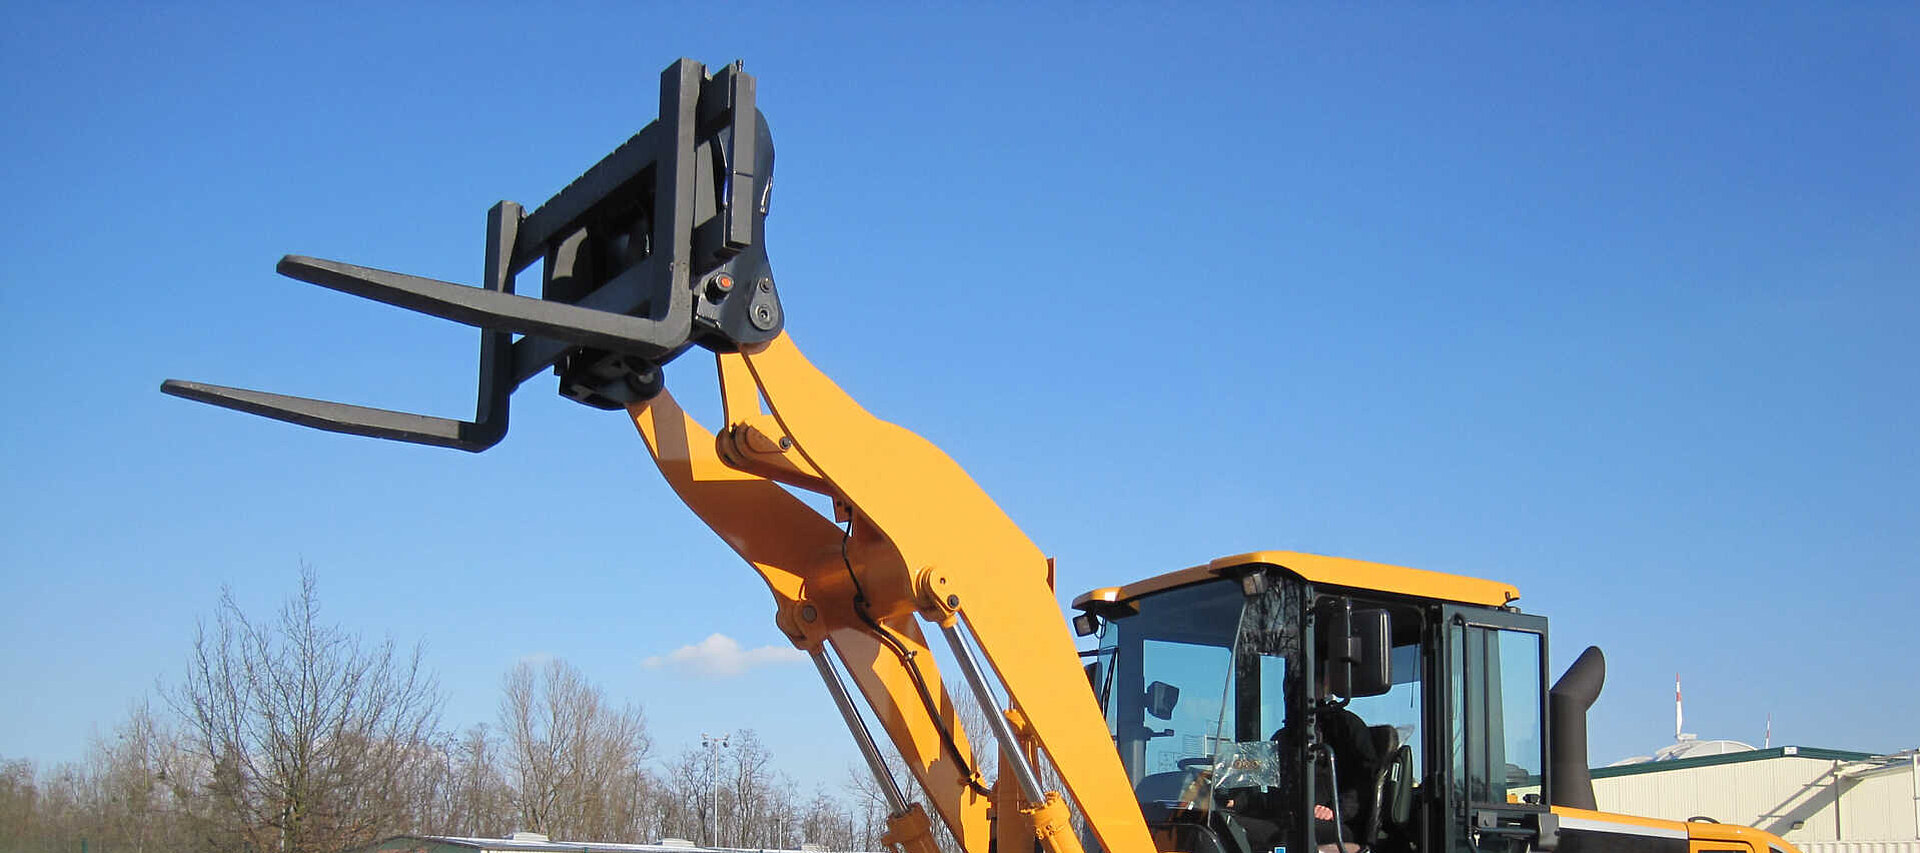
[1590,746,1876,780]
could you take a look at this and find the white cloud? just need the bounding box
[642,633,807,678]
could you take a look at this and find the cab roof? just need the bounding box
[1071,550,1519,611]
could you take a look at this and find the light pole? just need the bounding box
[701,731,730,848]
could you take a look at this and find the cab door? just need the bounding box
[1437,606,1553,853]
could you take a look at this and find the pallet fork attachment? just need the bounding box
[162,58,782,451]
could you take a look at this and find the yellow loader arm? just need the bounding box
[633,336,1154,853]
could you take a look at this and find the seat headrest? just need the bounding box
[1369,724,1401,755]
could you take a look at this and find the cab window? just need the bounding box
[1450,623,1544,806]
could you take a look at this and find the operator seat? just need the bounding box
[1363,726,1412,849]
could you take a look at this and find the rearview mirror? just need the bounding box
[1327,605,1393,699]
[1146,680,1180,720]
[1348,608,1392,697]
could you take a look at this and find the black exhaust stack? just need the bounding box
[1549,645,1606,810]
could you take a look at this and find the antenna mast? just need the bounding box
[1675,673,1684,741]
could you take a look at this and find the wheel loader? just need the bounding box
[164,59,1799,853]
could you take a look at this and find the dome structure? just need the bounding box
[1650,735,1757,762]
[1607,734,1760,766]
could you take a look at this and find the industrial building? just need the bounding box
[1591,743,1919,853]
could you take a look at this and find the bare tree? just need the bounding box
[757,772,803,850]
[498,658,651,841]
[842,762,887,852]
[723,730,773,847]
[0,758,41,850]
[75,700,195,853]
[438,724,513,837]
[799,787,858,852]
[659,742,709,844]
[168,568,443,853]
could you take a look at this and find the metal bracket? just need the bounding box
[162,58,782,452]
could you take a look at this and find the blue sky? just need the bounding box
[2,4,1914,794]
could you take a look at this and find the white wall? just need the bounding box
[1591,756,1916,846]
[1840,767,1918,842]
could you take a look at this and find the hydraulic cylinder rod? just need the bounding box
[939,621,1046,804]
[812,647,910,813]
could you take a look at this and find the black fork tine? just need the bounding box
[274,254,683,361]
[159,380,492,452]
[156,200,529,453]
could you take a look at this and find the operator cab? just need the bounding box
[1075,552,1552,853]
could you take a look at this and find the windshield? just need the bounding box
[1091,576,1305,812]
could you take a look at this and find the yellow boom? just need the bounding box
[633,335,1156,853]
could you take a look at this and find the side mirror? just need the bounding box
[1146,680,1181,720]
[1327,605,1393,699]
[1348,608,1392,697]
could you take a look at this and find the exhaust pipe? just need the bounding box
[1549,646,1606,810]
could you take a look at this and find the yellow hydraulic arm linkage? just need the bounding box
[633,338,1155,853]
[161,59,1156,853]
